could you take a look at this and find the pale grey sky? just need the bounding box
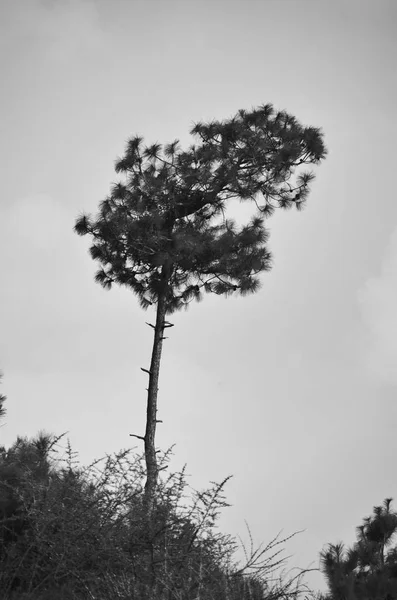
[1,0,397,593]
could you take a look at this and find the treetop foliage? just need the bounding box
[75,103,326,312]
[320,498,397,600]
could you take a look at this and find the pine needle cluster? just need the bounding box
[74,104,326,312]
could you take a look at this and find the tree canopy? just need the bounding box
[320,498,397,600]
[75,103,326,312]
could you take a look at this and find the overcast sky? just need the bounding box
[1,0,397,594]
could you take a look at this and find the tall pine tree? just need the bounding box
[75,103,327,514]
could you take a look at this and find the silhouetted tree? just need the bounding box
[320,498,397,599]
[74,103,326,514]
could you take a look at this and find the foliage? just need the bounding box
[319,498,397,600]
[74,103,326,312]
[0,433,317,600]
[0,371,6,422]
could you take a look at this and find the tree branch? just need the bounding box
[129,434,145,441]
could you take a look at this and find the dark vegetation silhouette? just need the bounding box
[74,103,327,515]
[1,416,396,599]
[319,498,397,600]
[0,430,317,600]
[0,371,6,424]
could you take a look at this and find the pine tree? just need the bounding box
[74,103,327,515]
[320,498,397,599]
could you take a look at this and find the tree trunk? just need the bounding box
[143,280,168,516]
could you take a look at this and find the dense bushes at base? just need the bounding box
[0,434,312,600]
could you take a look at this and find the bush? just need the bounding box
[0,434,316,600]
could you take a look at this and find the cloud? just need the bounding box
[2,0,104,61]
[5,193,68,251]
[358,227,397,385]
[0,192,126,375]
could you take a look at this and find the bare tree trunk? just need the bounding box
[143,282,168,516]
